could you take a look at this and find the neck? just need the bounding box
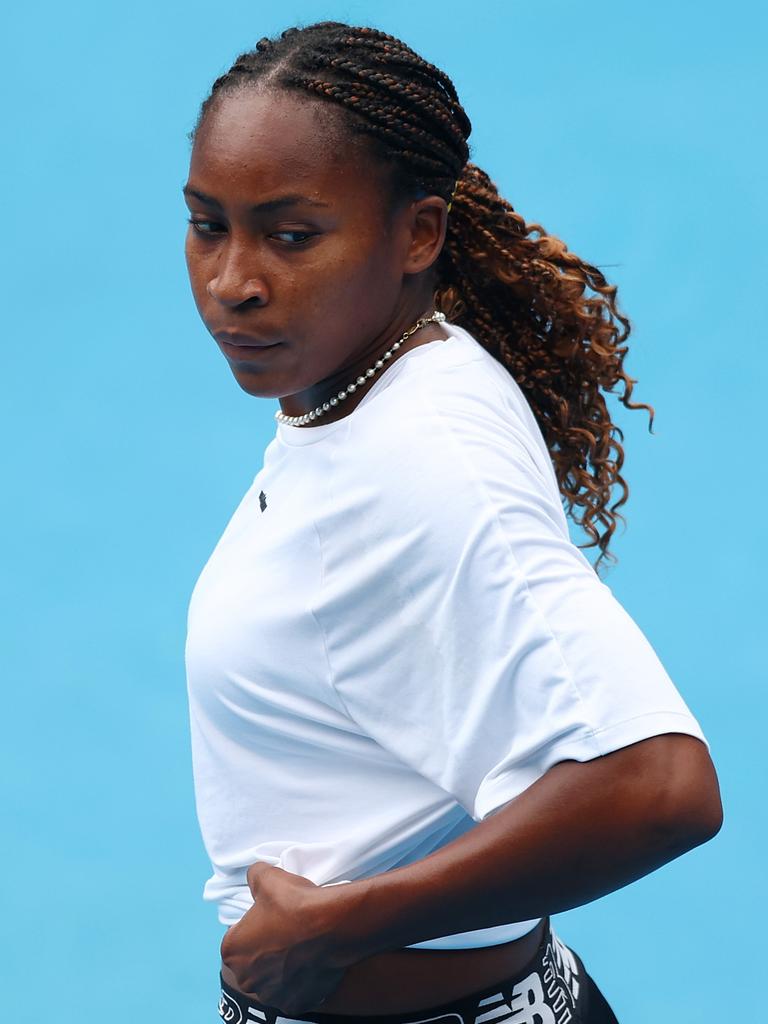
[278,305,447,427]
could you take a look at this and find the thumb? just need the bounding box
[246,860,281,895]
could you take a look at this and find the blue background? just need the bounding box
[4,1,765,1019]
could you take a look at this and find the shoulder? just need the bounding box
[338,337,569,548]
[360,331,560,487]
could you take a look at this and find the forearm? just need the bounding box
[328,734,722,963]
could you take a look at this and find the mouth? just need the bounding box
[218,339,283,362]
[214,330,281,350]
[214,330,285,363]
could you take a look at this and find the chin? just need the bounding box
[229,370,282,399]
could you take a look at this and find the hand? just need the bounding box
[219,863,349,1016]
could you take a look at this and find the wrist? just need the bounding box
[315,875,405,967]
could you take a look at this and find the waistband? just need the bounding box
[217,916,588,1024]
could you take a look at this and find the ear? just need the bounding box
[402,195,449,276]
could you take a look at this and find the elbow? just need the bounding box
[670,784,723,849]
[658,738,724,850]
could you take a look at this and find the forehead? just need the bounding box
[189,88,382,199]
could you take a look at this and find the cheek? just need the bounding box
[306,239,398,309]
[184,245,223,314]
[184,239,207,289]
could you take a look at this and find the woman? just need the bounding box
[182,21,723,1024]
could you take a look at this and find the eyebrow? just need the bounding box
[182,185,331,213]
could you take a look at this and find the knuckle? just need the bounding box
[220,944,237,968]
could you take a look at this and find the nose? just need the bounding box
[206,244,269,307]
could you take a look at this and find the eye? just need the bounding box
[186,219,316,246]
[187,217,223,235]
[270,231,317,245]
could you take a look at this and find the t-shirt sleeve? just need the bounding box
[313,391,710,822]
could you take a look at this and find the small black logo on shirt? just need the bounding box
[259,490,267,512]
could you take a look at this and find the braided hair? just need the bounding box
[188,20,655,577]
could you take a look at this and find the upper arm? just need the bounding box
[637,733,723,840]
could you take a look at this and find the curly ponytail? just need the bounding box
[189,20,655,577]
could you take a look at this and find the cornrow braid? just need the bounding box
[189,20,654,577]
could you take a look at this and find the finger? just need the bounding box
[266,982,331,1016]
[280,997,323,1018]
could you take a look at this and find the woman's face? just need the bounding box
[183,88,446,419]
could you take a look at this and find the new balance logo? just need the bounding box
[218,990,243,1023]
[218,991,268,1022]
[473,966,576,1024]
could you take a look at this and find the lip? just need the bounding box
[215,330,282,349]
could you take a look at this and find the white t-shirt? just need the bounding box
[184,320,709,950]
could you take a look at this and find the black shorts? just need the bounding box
[217,916,620,1023]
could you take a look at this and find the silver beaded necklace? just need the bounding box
[274,310,447,427]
